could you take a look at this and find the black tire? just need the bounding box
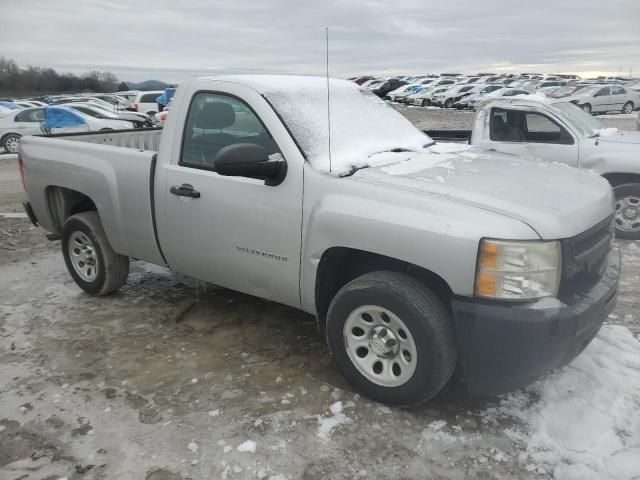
[613,183,640,240]
[62,211,129,295]
[445,98,454,108]
[1,133,21,153]
[326,271,457,406]
[622,101,634,114]
[581,103,592,114]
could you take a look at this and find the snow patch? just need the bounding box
[484,325,640,478]
[236,440,256,453]
[596,127,619,137]
[317,402,352,439]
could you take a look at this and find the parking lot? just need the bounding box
[1,109,639,480]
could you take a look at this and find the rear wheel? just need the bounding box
[62,212,129,295]
[622,101,634,114]
[326,271,457,406]
[444,98,454,108]
[2,133,21,153]
[581,103,592,114]
[421,99,430,107]
[614,183,640,239]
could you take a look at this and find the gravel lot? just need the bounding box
[1,109,639,480]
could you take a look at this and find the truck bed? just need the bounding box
[20,129,166,266]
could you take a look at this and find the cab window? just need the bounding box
[490,108,573,144]
[180,92,280,170]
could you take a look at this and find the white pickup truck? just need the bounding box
[427,97,640,239]
[19,76,620,406]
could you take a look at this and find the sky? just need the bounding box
[1,0,639,83]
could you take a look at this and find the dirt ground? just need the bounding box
[1,110,639,480]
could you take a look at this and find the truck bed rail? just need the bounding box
[40,127,163,152]
[423,129,472,143]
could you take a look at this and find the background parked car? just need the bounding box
[61,103,153,128]
[468,88,530,109]
[0,106,133,153]
[454,84,504,109]
[564,85,639,114]
[131,91,165,116]
[371,79,407,98]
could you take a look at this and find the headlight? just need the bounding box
[475,239,561,300]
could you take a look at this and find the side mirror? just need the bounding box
[214,143,287,186]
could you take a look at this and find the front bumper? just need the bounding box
[450,247,620,396]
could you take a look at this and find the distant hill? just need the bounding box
[125,80,170,91]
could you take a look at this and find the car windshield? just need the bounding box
[551,102,602,136]
[262,78,431,175]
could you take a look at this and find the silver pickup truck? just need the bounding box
[427,97,640,239]
[20,76,620,406]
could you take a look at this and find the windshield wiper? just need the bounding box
[341,148,419,177]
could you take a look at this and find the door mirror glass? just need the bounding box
[215,143,286,186]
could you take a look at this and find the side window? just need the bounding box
[595,87,610,97]
[612,86,626,95]
[524,112,572,144]
[14,110,32,122]
[489,108,524,142]
[141,93,158,103]
[180,92,281,170]
[32,109,45,122]
[15,109,43,122]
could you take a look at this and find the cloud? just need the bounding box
[0,0,638,82]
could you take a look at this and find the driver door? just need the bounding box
[158,89,304,308]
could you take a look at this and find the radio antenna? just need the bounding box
[325,26,332,173]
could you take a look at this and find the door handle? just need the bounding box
[170,183,200,198]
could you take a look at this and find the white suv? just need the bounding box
[132,91,164,116]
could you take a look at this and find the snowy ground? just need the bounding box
[1,114,639,480]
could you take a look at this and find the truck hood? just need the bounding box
[597,130,640,145]
[353,145,613,239]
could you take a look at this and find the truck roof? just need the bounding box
[199,74,343,94]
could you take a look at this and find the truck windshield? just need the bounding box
[262,78,432,175]
[550,102,602,137]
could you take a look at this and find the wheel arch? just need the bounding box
[314,247,453,326]
[602,172,640,188]
[1,131,21,147]
[44,185,98,235]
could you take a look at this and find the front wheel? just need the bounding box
[444,99,454,108]
[622,101,634,114]
[581,103,592,114]
[326,271,457,406]
[62,212,129,295]
[614,183,640,239]
[2,133,21,153]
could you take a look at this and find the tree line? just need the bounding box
[0,57,127,96]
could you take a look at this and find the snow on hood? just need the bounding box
[354,145,613,239]
[597,130,640,145]
[253,76,432,175]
